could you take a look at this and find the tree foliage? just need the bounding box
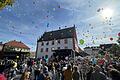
[109,44,120,56]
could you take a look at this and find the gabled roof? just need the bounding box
[38,27,76,42]
[5,40,30,49]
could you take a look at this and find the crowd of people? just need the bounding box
[0,55,120,80]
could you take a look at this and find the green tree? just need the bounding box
[109,44,120,56]
[117,36,120,45]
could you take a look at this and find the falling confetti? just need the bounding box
[89,24,91,26]
[97,8,104,12]
[79,39,85,45]
[53,8,56,11]
[58,5,60,8]
[110,37,113,41]
[47,23,49,27]
[47,11,49,13]
[92,40,95,44]
[91,27,93,29]
[118,32,120,37]
[33,1,35,4]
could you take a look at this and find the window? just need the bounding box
[41,48,43,52]
[46,42,49,45]
[65,46,68,49]
[41,42,44,46]
[57,47,60,49]
[46,48,48,52]
[57,40,60,44]
[64,39,68,44]
[52,41,54,45]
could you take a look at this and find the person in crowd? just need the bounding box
[45,73,51,80]
[72,66,80,80]
[0,67,7,80]
[90,65,107,80]
[20,69,30,80]
[34,67,40,80]
[86,66,93,80]
[37,69,45,80]
[63,65,72,80]
[109,69,120,80]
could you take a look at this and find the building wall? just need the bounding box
[84,47,100,57]
[84,48,93,55]
[36,38,73,58]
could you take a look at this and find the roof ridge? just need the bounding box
[45,26,75,33]
[5,40,30,49]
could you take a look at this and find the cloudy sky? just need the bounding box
[0,0,120,51]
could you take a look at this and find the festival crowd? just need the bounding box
[0,55,120,80]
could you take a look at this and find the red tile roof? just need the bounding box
[5,40,30,49]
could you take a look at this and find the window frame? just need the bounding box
[46,48,49,52]
[46,41,49,45]
[52,41,54,45]
[41,48,43,52]
[57,40,61,44]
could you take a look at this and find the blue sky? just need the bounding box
[0,0,120,51]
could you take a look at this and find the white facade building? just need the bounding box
[36,27,81,58]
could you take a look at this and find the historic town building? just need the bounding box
[36,26,81,59]
[2,40,30,59]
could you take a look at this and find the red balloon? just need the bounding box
[118,32,120,36]
[110,38,113,41]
